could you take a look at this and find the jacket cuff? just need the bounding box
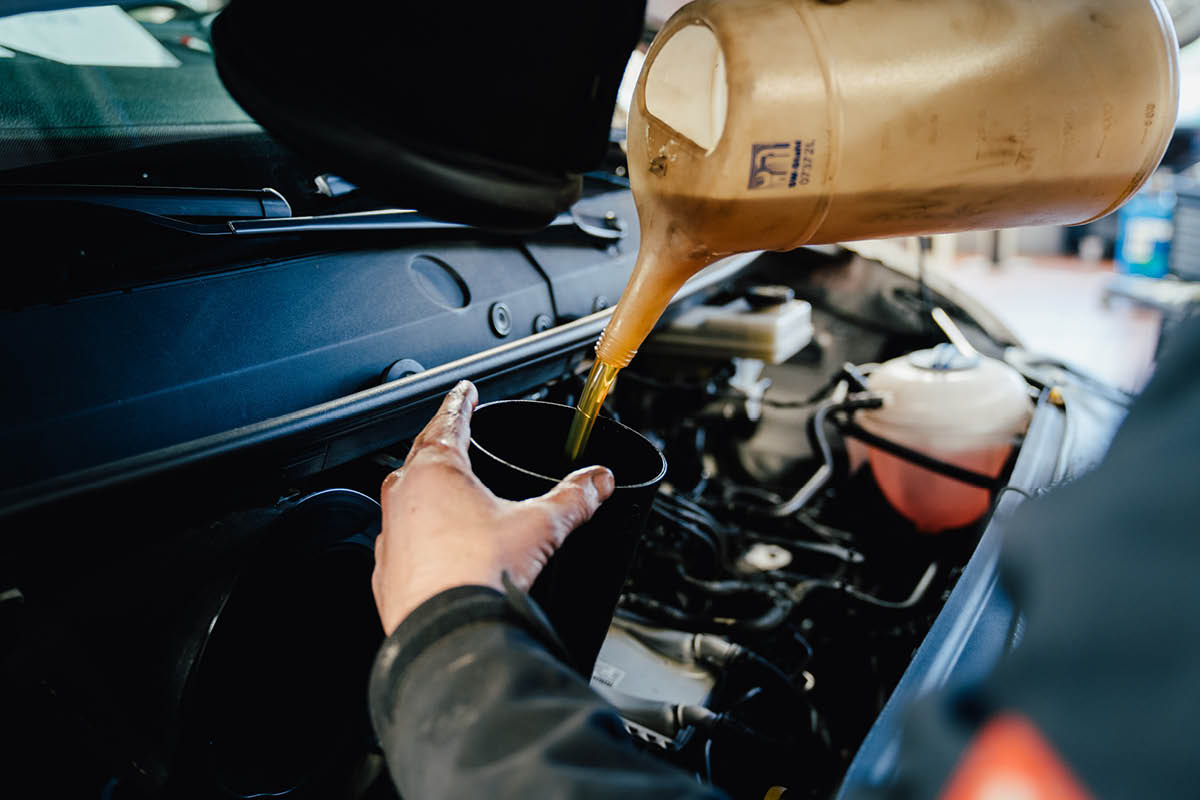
[370,585,507,712]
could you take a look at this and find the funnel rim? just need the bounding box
[470,399,667,490]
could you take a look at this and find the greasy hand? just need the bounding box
[372,381,615,635]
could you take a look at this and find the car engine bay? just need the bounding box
[497,293,1020,800]
[0,208,1125,800]
[0,0,1180,793]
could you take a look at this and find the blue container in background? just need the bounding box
[1169,179,1200,281]
[1116,187,1176,278]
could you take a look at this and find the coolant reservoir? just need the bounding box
[851,345,1033,533]
[597,0,1179,369]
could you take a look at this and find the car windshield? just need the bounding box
[0,2,250,175]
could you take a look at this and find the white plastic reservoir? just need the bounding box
[851,345,1033,533]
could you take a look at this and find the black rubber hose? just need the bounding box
[620,591,794,634]
[651,504,721,560]
[843,562,938,609]
[609,617,742,666]
[837,420,1002,491]
[674,563,775,597]
[768,393,883,517]
[791,562,939,611]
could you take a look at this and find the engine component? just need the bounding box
[736,543,793,574]
[590,625,718,747]
[646,295,814,363]
[849,343,1033,532]
[0,254,1048,800]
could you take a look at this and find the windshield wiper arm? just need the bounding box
[7,192,627,242]
[225,207,627,241]
[0,184,291,220]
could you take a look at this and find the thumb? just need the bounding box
[526,466,615,537]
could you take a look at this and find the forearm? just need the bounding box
[369,586,723,800]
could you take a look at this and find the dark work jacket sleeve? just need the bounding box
[368,585,724,800]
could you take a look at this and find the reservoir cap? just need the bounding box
[907,343,980,371]
[858,348,1032,451]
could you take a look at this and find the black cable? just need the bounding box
[794,510,857,545]
[704,391,882,519]
[658,494,729,540]
[674,563,777,597]
[758,362,873,408]
[759,392,883,518]
[791,562,938,611]
[812,394,882,464]
[620,591,794,633]
[618,594,714,629]
[1019,354,1135,406]
[665,492,724,525]
[657,494,755,568]
[652,504,722,560]
[714,483,784,511]
[735,650,809,700]
[613,606,675,629]
[843,565,936,609]
[837,420,1002,491]
[730,600,794,632]
[790,630,815,667]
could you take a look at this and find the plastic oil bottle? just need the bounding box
[566,0,1179,461]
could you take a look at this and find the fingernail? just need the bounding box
[592,468,615,497]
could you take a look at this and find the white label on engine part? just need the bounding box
[591,659,626,689]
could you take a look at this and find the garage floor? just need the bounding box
[944,256,1163,394]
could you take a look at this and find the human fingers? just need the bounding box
[522,465,615,540]
[373,468,400,615]
[405,380,478,467]
[380,464,405,494]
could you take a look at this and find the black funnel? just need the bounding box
[469,400,666,675]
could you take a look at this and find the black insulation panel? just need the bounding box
[2,241,559,487]
[525,188,640,319]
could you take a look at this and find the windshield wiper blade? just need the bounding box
[5,192,627,242]
[229,209,476,235]
[0,184,291,220]
[226,207,627,241]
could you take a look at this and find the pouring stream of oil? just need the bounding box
[564,360,621,462]
[562,216,709,464]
